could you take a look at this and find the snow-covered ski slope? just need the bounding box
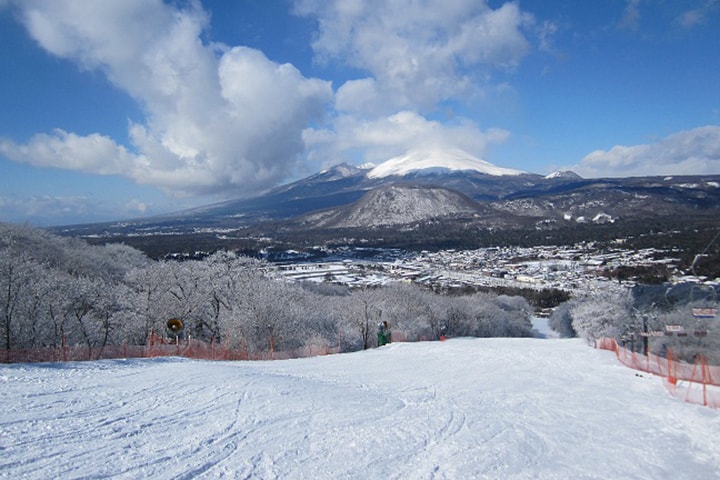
[2,338,719,479]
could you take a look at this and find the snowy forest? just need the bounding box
[550,284,720,364]
[3,222,717,363]
[1,223,534,355]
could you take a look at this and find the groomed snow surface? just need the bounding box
[3,338,719,479]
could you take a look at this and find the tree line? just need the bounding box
[1,223,535,356]
[550,284,720,364]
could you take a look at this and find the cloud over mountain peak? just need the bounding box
[367,148,525,179]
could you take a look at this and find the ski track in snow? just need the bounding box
[2,338,720,479]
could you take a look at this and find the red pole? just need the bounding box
[702,355,708,407]
[146,329,153,358]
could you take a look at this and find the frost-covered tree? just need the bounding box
[493,295,533,337]
[153,260,214,340]
[202,252,269,344]
[64,276,104,349]
[0,226,37,349]
[1,223,151,350]
[570,291,633,343]
[342,287,384,350]
[123,263,173,344]
[549,301,577,338]
[443,299,475,337]
[0,226,56,350]
[469,293,508,337]
[378,283,435,341]
[0,222,565,357]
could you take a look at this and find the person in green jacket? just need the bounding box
[377,320,391,346]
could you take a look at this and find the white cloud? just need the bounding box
[293,0,538,168]
[5,0,332,197]
[618,0,642,31]
[304,111,509,166]
[0,193,134,226]
[294,0,535,114]
[677,0,718,28]
[0,129,140,175]
[3,0,544,203]
[335,78,391,116]
[127,199,148,215]
[573,126,720,178]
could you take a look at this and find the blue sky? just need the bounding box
[1,0,719,226]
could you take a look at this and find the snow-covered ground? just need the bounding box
[2,338,719,479]
[531,317,560,339]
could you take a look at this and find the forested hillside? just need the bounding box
[1,223,534,355]
[4,222,717,364]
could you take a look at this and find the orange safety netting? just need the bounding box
[1,330,342,364]
[596,337,720,408]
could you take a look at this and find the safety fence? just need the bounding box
[386,331,436,343]
[1,333,343,364]
[595,337,720,409]
[1,345,148,364]
[146,333,343,361]
[1,329,438,365]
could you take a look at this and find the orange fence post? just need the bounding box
[688,357,700,398]
[701,355,709,407]
[668,349,677,385]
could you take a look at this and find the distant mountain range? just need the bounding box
[54,149,720,253]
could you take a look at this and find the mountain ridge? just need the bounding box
[301,184,480,228]
[49,148,720,254]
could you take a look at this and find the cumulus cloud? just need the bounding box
[4,0,332,197]
[573,126,720,178]
[304,111,509,166]
[294,0,535,115]
[2,0,546,203]
[293,0,538,167]
[0,129,139,175]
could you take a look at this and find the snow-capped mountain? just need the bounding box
[55,150,720,250]
[545,170,582,180]
[368,148,524,179]
[312,163,366,181]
